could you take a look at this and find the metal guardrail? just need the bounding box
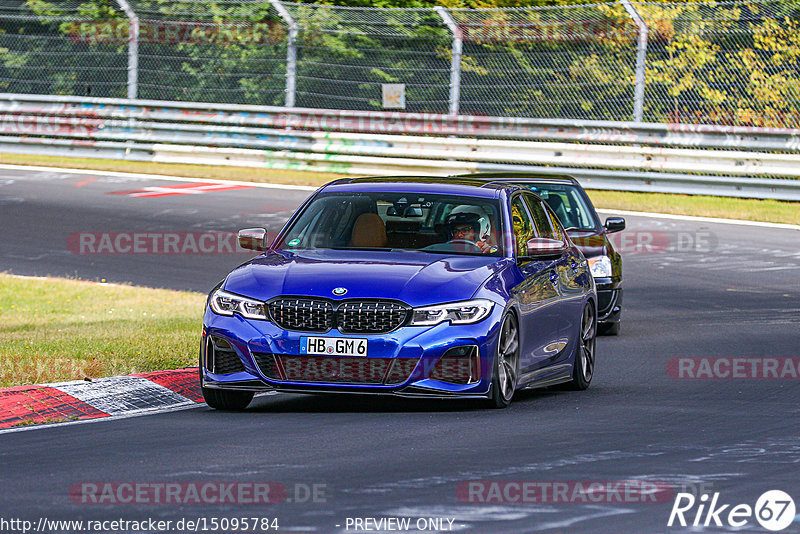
[2,94,799,151]
[1,94,799,201]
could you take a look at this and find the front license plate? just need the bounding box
[300,336,368,357]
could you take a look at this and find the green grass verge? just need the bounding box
[0,274,204,387]
[587,190,800,226]
[1,152,798,225]
[12,416,78,427]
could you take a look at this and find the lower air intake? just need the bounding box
[207,336,246,375]
[252,353,419,385]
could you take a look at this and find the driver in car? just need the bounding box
[446,212,495,254]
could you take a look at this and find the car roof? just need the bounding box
[451,172,581,186]
[319,176,524,199]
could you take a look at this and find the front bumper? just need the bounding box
[598,288,622,324]
[200,304,505,398]
[201,380,491,400]
[594,278,622,324]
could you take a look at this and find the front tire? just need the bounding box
[567,302,596,390]
[202,387,254,411]
[487,312,520,409]
[599,321,620,336]
[199,352,254,410]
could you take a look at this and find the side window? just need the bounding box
[523,195,555,240]
[549,192,572,228]
[544,204,565,242]
[510,196,536,256]
[566,189,591,229]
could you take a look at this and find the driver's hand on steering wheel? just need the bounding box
[475,240,497,254]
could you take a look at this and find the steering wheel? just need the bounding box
[449,239,483,252]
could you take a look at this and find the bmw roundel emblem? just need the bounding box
[332,287,347,296]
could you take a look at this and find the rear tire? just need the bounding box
[567,302,596,390]
[487,312,520,409]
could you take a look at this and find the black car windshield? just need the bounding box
[275,192,505,256]
[519,183,601,231]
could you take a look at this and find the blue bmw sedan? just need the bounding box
[200,178,597,409]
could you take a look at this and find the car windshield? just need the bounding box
[519,183,601,231]
[275,191,505,256]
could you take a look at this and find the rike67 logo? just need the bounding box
[668,490,796,531]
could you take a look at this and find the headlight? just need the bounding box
[209,289,268,320]
[587,255,612,278]
[410,299,494,326]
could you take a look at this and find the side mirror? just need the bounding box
[238,228,269,251]
[526,237,567,257]
[604,217,626,233]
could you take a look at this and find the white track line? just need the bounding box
[0,163,318,191]
[596,208,800,231]
[1,163,797,229]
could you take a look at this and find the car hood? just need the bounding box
[223,250,504,307]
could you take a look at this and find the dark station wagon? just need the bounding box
[464,173,625,335]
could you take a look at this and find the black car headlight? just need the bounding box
[409,299,494,326]
[209,289,268,320]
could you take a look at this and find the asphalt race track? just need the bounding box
[1,166,799,533]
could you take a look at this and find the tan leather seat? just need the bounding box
[349,213,388,248]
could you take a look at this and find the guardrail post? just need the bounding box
[620,0,648,123]
[269,0,298,108]
[435,7,462,116]
[114,0,139,100]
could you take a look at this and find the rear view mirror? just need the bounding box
[238,228,269,251]
[604,217,626,233]
[526,237,567,257]
[387,206,422,217]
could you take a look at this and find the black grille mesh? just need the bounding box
[208,336,245,375]
[252,352,278,379]
[267,298,409,334]
[269,298,334,332]
[338,301,408,334]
